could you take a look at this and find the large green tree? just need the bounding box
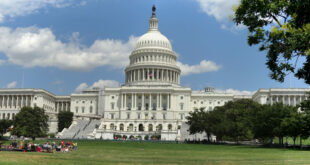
[57,111,73,132]
[234,0,310,84]
[12,106,48,140]
[0,119,13,138]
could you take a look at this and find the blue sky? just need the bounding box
[0,0,308,95]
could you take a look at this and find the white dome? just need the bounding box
[134,30,172,51]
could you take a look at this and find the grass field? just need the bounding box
[1,140,310,165]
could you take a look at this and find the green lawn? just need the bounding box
[0,140,310,165]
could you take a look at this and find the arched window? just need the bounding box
[168,124,172,131]
[120,124,124,131]
[110,123,115,130]
[156,124,162,131]
[128,124,133,131]
[138,124,144,131]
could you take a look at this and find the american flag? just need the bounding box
[149,72,153,77]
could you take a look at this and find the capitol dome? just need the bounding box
[125,5,181,87]
[134,30,173,51]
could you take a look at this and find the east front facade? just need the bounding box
[0,6,309,140]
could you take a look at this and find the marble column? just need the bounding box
[124,94,127,110]
[159,93,162,110]
[149,94,152,110]
[294,96,296,106]
[142,93,144,110]
[120,93,123,110]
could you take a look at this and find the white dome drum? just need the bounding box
[125,6,181,87]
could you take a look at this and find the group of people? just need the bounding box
[0,140,78,153]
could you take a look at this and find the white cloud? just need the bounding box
[215,88,255,95]
[75,80,120,92]
[0,26,138,71]
[51,80,63,85]
[196,0,239,21]
[7,81,17,88]
[0,0,75,23]
[177,60,221,76]
[196,0,244,31]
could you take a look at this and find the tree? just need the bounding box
[234,0,310,84]
[0,119,13,138]
[12,106,49,140]
[57,111,74,132]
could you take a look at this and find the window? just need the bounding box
[145,113,148,119]
[137,113,141,119]
[180,96,183,99]
[34,97,37,100]
[75,107,78,113]
[168,124,172,131]
[152,103,156,110]
[180,103,184,110]
[82,107,85,113]
[209,101,212,104]
[103,125,106,130]
[194,101,196,104]
[201,101,203,104]
[90,101,93,104]
[218,101,220,104]
[127,113,130,119]
[138,96,142,99]
[76,101,78,103]
[163,114,166,120]
[138,103,142,110]
[111,96,114,99]
[82,101,85,104]
[127,103,131,110]
[111,114,114,119]
[90,106,93,113]
[180,114,184,120]
[111,103,115,110]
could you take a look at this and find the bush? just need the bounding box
[144,135,149,140]
[123,135,127,139]
[129,135,134,139]
[48,133,55,138]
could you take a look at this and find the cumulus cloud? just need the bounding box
[0,0,80,23]
[215,88,255,95]
[177,60,221,76]
[196,0,245,31]
[75,80,120,92]
[7,81,17,88]
[0,26,138,71]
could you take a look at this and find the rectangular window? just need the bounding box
[111,103,115,110]
[111,114,114,119]
[163,114,166,120]
[75,107,78,113]
[90,106,93,113]
[180,103,184,110]
[138,113,141,119]
[180,114,183,120]
[82,107,85,113]
[127,113,130,119]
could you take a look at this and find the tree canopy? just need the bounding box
[12,106,48,140]
[233,0,310,84]
[0,119,13,138]
[57,111,74,132]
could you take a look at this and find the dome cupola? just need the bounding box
[125,5,181,87]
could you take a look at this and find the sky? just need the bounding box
[0,0,308,95]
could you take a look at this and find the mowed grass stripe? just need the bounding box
[1,141,310,165]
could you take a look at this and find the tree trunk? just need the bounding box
[32,137,35,141]
[293,137,296,148]
[300,137,302,148]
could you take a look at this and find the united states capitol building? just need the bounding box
[0,7,309,140]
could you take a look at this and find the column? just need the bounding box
[138,69,140,81]
[142,93,144,110]
[142,69,145,81]
[21,96,24,107]
[293,96,296,106]
[147,69,149,80]
[167,94,170,110]
[299,95,302,104]
[270,95,273,105]
[134,93,137,110]
[131,93,133,110]
[16,96,19,108]
[276,96,279,103]
[120,93,123,110]
[159,93,162,110]
[2,96,4,108]
[149,94,152,110]
[288,96,291,105]
[282,96,285,104]
[133,70,135,82]
[124,93,127,110]
[156,93,159,110]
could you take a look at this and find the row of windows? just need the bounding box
[193,100,224,105]
[75,106,93,113]
[130,53,175,65]
[75,100,93,104]
[108,113,185,120]
[103,123,175,131]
